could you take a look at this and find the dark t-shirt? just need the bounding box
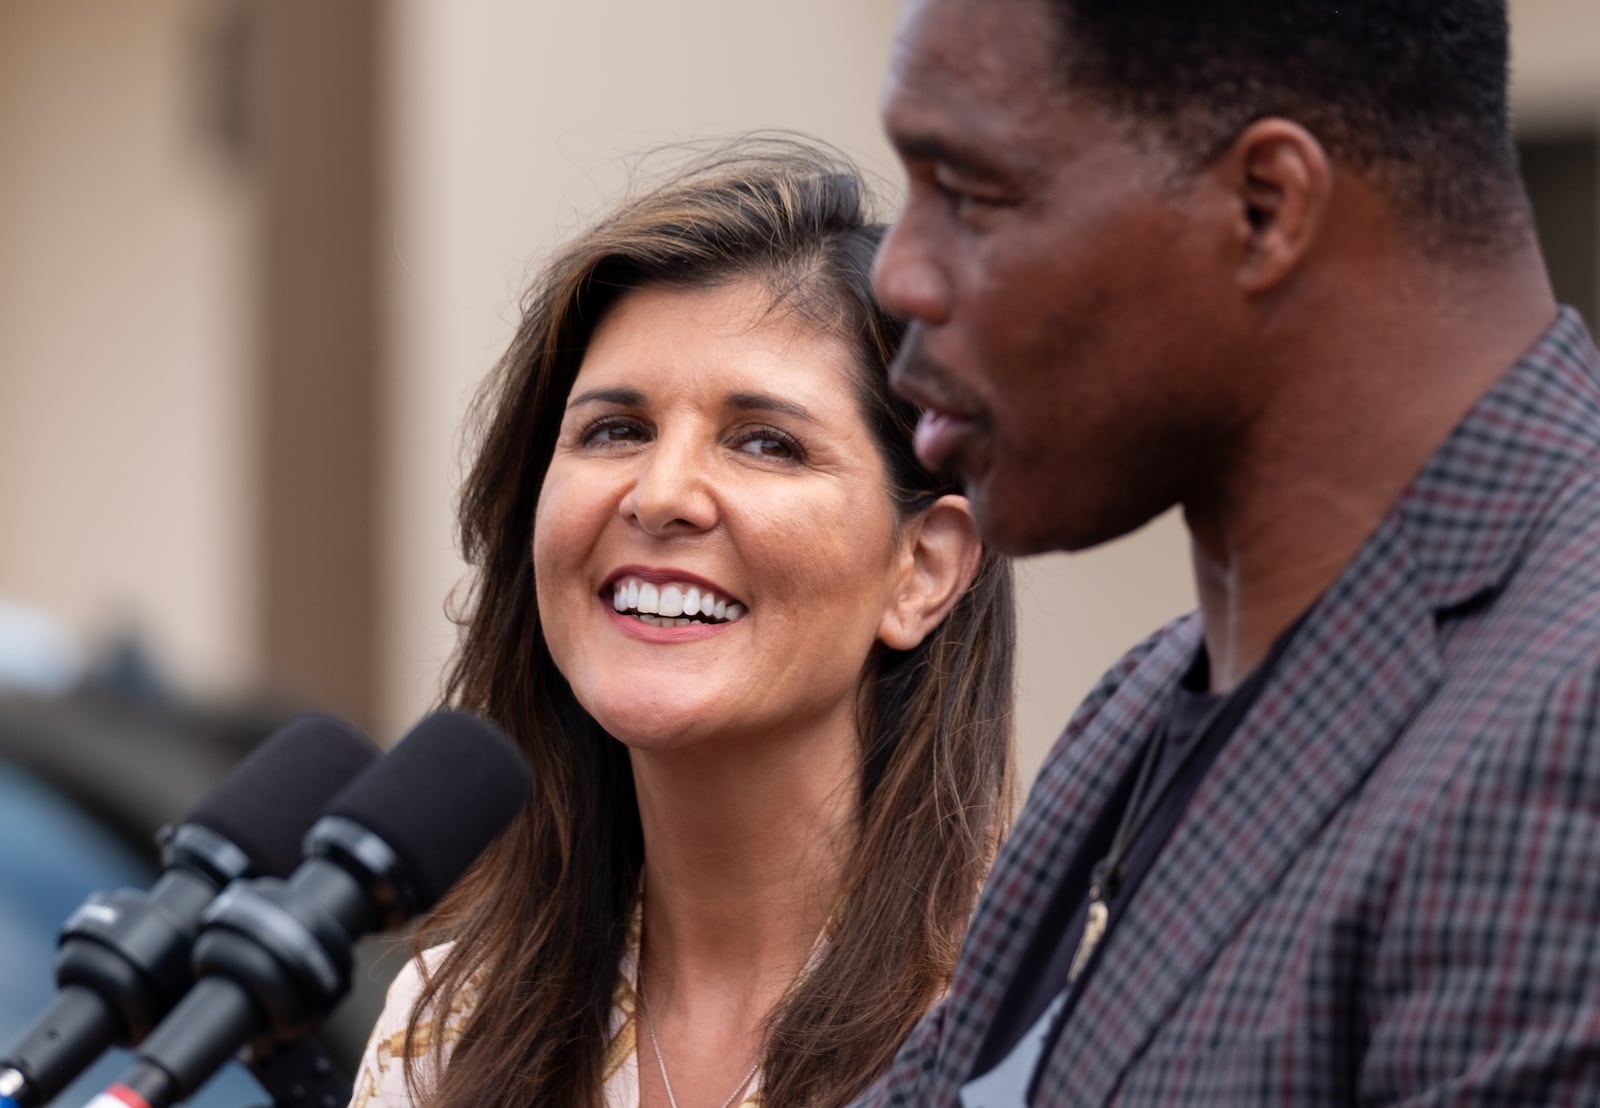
[962,624,1300,1105]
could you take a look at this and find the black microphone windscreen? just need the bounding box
[322,709,530,909]
[183,713,380,878]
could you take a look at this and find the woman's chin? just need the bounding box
[592,702,731,756]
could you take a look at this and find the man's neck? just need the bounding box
[1186,243,1557,693]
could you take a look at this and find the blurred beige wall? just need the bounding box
[0,1,257,694]
[0,2,1595,787]
[1514,0,1600,117]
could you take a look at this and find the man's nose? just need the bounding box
[873,206,952,326]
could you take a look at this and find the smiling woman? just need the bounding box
[348,138,1016,1108]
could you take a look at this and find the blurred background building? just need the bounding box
[0,1,1596,1086]
[5,0,1594,778]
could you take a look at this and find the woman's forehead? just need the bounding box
[570,280,864,415]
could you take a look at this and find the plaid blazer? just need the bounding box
[852,308,1600,1107]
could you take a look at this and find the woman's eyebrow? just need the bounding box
[565,387,817,423]
[726,391,817,423]
[566,386,644,410]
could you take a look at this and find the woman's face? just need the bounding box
[534,278,908,754]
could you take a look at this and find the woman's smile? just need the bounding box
[601,568,749,643]
[605,570,748,627]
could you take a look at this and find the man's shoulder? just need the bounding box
[1455,464,1600,665]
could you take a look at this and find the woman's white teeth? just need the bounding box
[636,614,694,627]
[659,585,683,617]
[610,577,744,623]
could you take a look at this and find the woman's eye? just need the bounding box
[579,416,649,448]
[732,427,805,463]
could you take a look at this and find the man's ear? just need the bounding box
[878,494,984,651]
[1216,118,1332,293]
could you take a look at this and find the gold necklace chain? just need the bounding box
[637,966,761,1108]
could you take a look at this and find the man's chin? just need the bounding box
[971,472,1163,556]
[968,482,1060,557]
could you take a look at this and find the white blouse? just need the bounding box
[348,912,762,1108]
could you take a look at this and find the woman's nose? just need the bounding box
[618,437,717,535]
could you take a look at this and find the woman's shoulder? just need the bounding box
[383,942,455,1008]
[349,943,475,1108]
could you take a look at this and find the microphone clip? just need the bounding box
[246,1036,353,1108]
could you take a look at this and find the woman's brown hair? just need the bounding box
[406,136,1015,1108]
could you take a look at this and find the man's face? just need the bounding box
[875,0,1248,555]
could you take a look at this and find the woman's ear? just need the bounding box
[878,494,984,651]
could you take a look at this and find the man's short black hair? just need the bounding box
[1046,0,1527,250]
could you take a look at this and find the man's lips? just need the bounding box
[890,339,982,474]
[913,408,976,473]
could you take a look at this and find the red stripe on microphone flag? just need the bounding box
[83,1085,153,1108]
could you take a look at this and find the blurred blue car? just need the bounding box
[0,756,265,1106]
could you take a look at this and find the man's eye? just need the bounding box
[934,178,974,208]
[930,167,1006,218]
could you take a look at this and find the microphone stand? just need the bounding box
[247,1038,352,1108]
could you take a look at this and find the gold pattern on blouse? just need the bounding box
[347,906,761,1108]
